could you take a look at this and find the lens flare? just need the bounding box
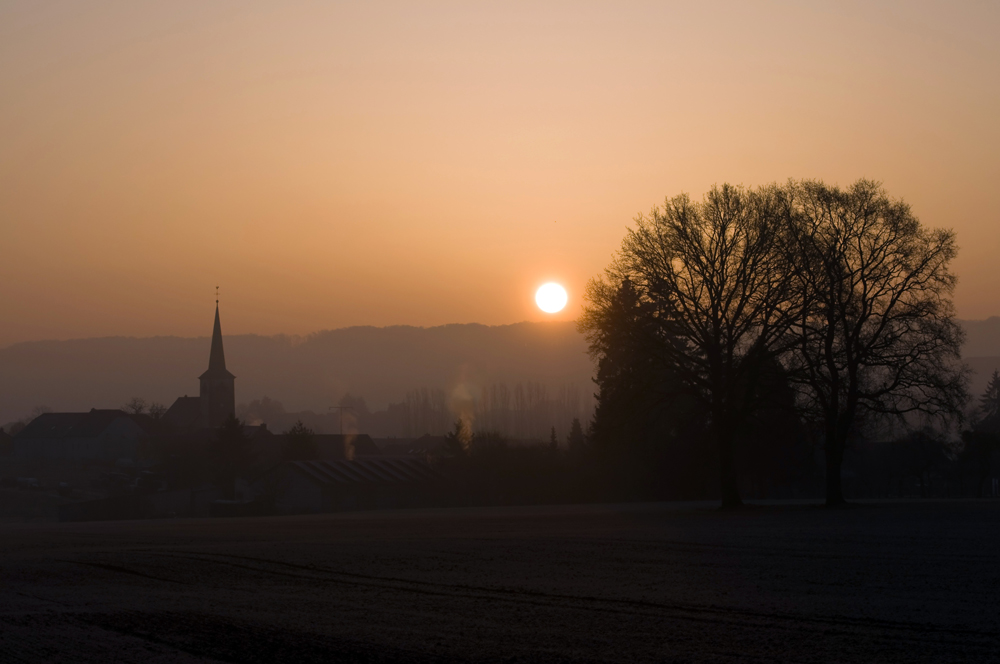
[535,283,568,313]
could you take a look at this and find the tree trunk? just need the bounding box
[717,426,743,509]
[824,431,846,507]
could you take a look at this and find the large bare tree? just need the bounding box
[787,180,967,506]
[581,184,801,508]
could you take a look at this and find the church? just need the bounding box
[11,303,240,461]
[163,303,237,432]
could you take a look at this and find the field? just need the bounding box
[2,500,998,663]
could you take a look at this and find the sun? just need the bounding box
[535,283,568,313]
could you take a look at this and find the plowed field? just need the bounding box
[2,501,998,662]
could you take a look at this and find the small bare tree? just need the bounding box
[787,180,967,506]
[147,402,167,420]
[122,397,148,415]
[582,184,802,508]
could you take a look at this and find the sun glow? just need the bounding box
[535,283,568,313]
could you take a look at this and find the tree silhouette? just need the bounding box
[581,184,802,508]
[211,413,253,499]
[283,420,317,460]
[567,418,586,454]
[582,278,707,498]
[147,402,167,420]
[443,418,471,458]
[122,396,147,415]
[962,371,1000,497]
[978,370,1000,429]
[786,179,967,506]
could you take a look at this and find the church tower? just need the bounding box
[199,302,236,428]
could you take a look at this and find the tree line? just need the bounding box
[238,382,593,443]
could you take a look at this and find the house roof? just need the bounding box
[379,435,447,456]
[310,434,379,457]
[14,409,149,440]
[163,396,203,431]
[288,458,445,486]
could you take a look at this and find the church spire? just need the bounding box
[208,303,227,372]
[199,295,236,428]
[200,300,235,380]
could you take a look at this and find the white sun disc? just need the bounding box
[535,283,568,313]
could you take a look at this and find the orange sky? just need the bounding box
[1,1,998,347]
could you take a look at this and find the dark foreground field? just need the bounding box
[2,501,999,663]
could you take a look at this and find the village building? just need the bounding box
[10,303,236,463]
[11,409,155,461]
[252,457,447,514]
[8,301,451,520]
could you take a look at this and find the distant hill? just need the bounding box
[961,317,1000,357]
[1,317,997,428]
[0,322,595,427]
[958,317,1000,401]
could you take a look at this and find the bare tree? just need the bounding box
[787,179,967,506]
[581,184,802,508]
[122,397,147,415]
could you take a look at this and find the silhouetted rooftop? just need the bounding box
[287,458,444,486]
[14,409,154,440]
[163,396,203,431]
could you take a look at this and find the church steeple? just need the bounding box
[201,303,233,379]
[199,297,236,428]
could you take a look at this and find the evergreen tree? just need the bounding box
[283,420,317,460]
[962,372,1000,497]
[580,185,802,508]
[443,419,471,458]
[567,418,586,453]
[978,370,1000,432]
[581,278,710,499]
[211,413,253,499]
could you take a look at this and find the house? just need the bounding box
[11,409,154,462]
[253,457,448,514]
[254,433,381,467]
[314,433,380,459]
[378,435,448,458]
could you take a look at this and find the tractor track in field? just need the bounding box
[53,548,999,653]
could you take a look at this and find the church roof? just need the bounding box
[163,396,203,431]
[199,303,235,380]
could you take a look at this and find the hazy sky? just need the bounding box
[2,1,998,347]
